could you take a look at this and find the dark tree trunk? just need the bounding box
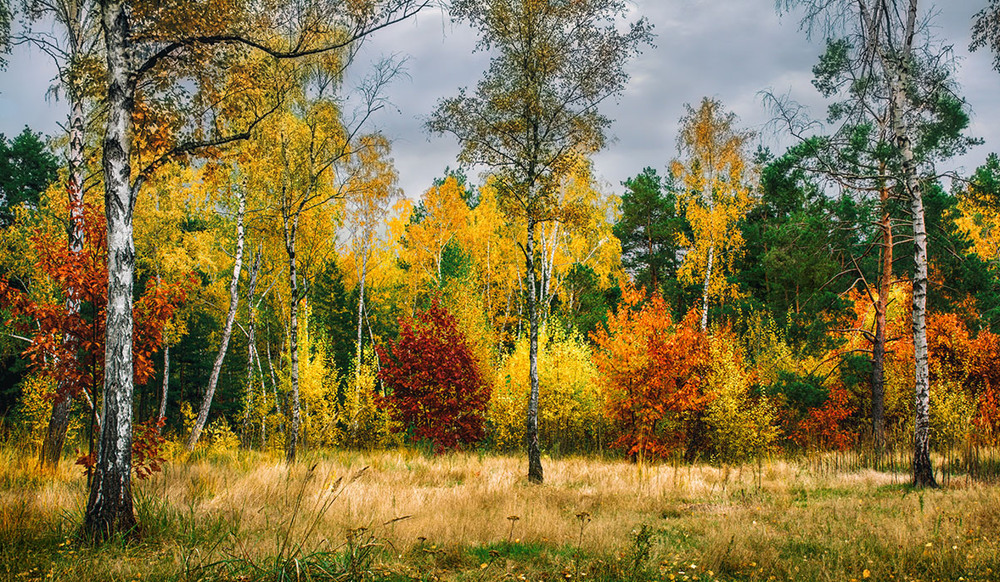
[40,393,73,467]
[871,180,892,454]
[40,64,88,469]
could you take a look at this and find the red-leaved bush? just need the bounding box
[376,302,489,452]
[791,385,857,451]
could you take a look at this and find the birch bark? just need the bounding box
[187,188,246,449]
[84,0,137,539]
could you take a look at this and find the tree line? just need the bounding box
[0,0,999,541]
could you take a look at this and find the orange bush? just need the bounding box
[592,285,710,460]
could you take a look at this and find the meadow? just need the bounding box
[2,444,998,582]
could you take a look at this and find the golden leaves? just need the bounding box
[672,98,757,307]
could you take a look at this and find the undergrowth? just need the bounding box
[1,445,998,581]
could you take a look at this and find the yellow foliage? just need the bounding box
[534,159,623,314]
[179,401,197,437]
[489,325,608,454]
[333,350,401,449]
[202,417,241,453]
[442,277,498,387]
[930,380,975,451]
[15,375,60,452]
[296,321,340,449]
[740,309,793,386]
[953,197,1000,265]
[400,176,472,291]
[672,98,756,316]
[704,335,780,464]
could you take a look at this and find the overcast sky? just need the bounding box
[1,0,997,200]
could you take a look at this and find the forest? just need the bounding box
[1,0,1000,580]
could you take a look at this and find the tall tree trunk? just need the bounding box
[243,248,261,443]
[156,345,169,432]
[525,215,543,484]
[85,0,138,539]
[888,0,936,488]
[700,244,714,331]
[871,177,892,454]
[908,163,934,486]
[187,190,246,449]
[39,52,88,469]
[285,215,301,463]
[648,226,658,293]
[356,248,368,363]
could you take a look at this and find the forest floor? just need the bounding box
[1,444,999,582]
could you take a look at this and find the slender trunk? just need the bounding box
[39,59,88,469]
[887,0,935,488]
[356,247,368,363]
[187,190,245,449]
[243,248,261,443]
[648,229,658,293]
[285,215,301,463]
[156,345,169,432]
[526,215,543,484]
[486,240,492,317]
[541,222,559,318]
[871,177,891,453]
[701,244,714,331]
[85,0,138,539]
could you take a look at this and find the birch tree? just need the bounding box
[671,98,755,331]
[777,0,977,487]
[247,58,403,463]
[84,0,427,540]
[344,135,400,365]
[186,183,245,450]
[12,0,103,467]
[428,0,652,484]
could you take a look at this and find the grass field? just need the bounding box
[2,444,998,581]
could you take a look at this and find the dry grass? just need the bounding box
[1,444,999,581]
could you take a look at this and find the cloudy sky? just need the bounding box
[1,0,997,200]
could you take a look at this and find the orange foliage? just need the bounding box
[0,201,189,429]
[791,385,857,451]
[592,285,710,460]
[927,312,1000,445]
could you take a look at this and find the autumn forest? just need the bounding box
[1,0,1000,580]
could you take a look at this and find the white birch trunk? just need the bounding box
[356,245,368,363]
[883,0,936,488]
[157,345,169,430]
[526,213,543,484]
[701,244,715,332]
[243,248,261,441]
[187,189,246,449]
[284,212,301,463]
[84,0,137,538]
[40,0,92,468]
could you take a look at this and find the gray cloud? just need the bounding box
[2,0,997,198]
